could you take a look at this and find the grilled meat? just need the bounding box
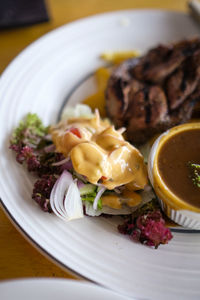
[106,38,200,144]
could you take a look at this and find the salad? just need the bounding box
[9,104,172,248]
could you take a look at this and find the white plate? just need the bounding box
[0,10,200,300]
[0,279,131,300]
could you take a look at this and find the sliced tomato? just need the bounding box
[69,128,82,138]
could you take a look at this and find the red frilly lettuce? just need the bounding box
[118,200,173,248]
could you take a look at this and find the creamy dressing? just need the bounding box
[50,111,147,192]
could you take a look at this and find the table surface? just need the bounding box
[0,0,188,281]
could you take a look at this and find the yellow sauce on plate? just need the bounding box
[50,111,147,191]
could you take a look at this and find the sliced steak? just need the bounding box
[125,85,168,144]
[132,45,184,84]
[105,38,200,144]
[131,38,200,84]
[166,50,200,110]
[106,63,144,127]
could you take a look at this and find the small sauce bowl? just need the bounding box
[148,122,200,229]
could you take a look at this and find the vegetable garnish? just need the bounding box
[69,128,82,138]
[32,175,57,212]
[9,113,64,176]
[50,170,83,221]
[118,200,173,248]
[10,113,48,147]
[9,106,172,248]
[188,162,200,188]
[93,186,106,210]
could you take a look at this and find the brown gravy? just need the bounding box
[158,129,200,208]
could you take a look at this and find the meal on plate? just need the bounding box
[9,37,200,248]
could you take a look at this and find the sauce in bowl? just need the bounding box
[157,128,200,209]
[148,122,200,229]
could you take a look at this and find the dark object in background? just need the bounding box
[0,0,49,29]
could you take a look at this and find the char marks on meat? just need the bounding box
[106,38,200,144]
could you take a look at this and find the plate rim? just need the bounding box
[0,277,131,299]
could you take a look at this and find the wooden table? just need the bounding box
[0,0,188,281]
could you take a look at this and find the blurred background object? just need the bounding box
[0,0,49,29]
[188,0,200,24]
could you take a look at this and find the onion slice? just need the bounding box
[44,144,56,153]
[63,179,83,220]
[93,186,106,210]
[85,201,102,217]
[50,170,83,221]
[51,157,70,166]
